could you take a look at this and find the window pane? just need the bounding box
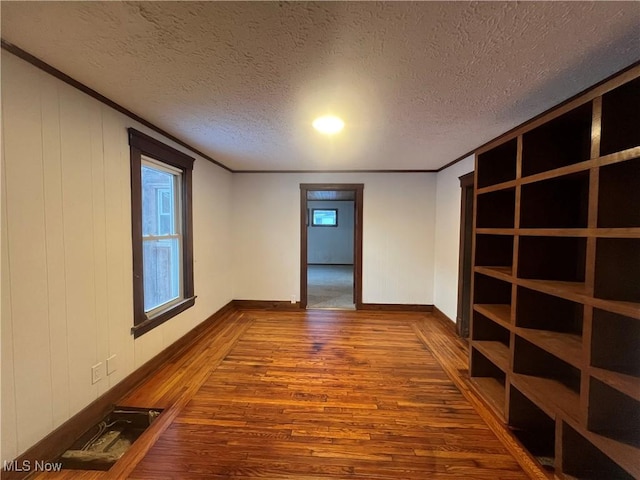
[142,165,176,236]
[143,238,181,312]
[312,209,337,226]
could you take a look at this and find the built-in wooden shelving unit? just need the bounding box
[469,66,640,479]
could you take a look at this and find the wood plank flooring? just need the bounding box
[32,309,547,479]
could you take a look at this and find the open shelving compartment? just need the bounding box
[508,386,556,473]
[515,287,583,368]
[521,102,592,177]
[598,158,640,229]
[562,422,635,480]
[476,138,517,188]
[600,76,640,157]
[471,66,640,479]
[520,171,590,229]
[594,238,640,304]
[476,188,516,229]
[512,336,581,423]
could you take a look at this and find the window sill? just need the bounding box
[131,296,196,338]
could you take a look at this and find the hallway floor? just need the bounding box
[307,264,354,309]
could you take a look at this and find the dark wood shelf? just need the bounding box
[519,159,594,186]
[471,66,640,479]
[475,180,517,195]
[516,328,582,369]
[475,227,515,235]
[516,278,589,305]
[589,367,640,403]
[474,266,513,282]
[511,373,580,424]
[474,304,511,329]
[473,341,510,372]
[469,377,506,419]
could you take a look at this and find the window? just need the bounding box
[129,128,195,337]
[312,209,338,226]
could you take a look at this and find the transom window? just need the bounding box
[129,128,195,337]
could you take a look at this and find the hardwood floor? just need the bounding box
[32,309,548,479]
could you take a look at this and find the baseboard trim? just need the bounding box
[358,303,433,312]
[233,300,303,310]
[1,300,236,480]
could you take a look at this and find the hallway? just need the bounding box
[307,265,355,309]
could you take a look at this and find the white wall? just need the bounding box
[433,155,474,321]
[232,172,436,304]
[1,52,233,462]
[307,200,354,264]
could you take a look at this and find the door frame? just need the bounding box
[456,172,474,337]
[300,183,364,309]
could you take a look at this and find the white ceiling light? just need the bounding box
[312,115,344,135]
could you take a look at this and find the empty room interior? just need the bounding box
[1,2,639,479]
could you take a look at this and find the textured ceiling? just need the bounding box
[2,1,639,171]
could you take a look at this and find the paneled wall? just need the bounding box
[1,52,233,461]
[433,155,474,321]
[231,172,436,304]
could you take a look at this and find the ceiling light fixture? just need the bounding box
[312,115,344,135]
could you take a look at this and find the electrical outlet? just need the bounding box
[106,354,117,375]
[91,362,104,384]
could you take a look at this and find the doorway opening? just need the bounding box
[456,172,474,337]
[300,184,363,310]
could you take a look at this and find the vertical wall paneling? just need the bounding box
[102,109,132,390]
[40,72,71,428]
[59,83,99,413]
[0,50,234,460]
[1,114,19,462]
[3,55,55,453]
[89,101,110,397]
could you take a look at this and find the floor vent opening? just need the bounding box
[57,406,163,471]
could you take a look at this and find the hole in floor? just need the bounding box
[57,406,163,471]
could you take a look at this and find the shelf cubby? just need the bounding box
[513,337,581,398]
[522,103,592,177]
[470,347,506,416]
[598,158,640,228]
[474,234,514,268]
[591,309,640,377]
[472,311,510,372]
[562,422,634,480]
[473,273,512,306]
[518,236,587,282]
[473,304,511,329]
[600,77,640,156]
[588,378,640,448]
[476,188,515,228]
[508,386,556,472]
[516,287,583,333]
[520,171,589,228]
[594,238,640,303]
[476,138,518,188]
